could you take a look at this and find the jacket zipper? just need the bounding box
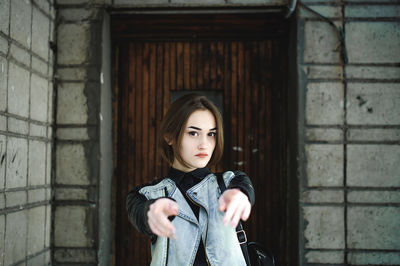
[186,192,211,266]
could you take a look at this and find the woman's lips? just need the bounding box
[195,153,208,158]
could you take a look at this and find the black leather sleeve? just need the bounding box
[126,186,156,237]
[227,170,255,206]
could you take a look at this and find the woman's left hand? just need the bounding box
[218,188,251,228]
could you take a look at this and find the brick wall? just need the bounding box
[12,0,396,265]
[298,0,400,265]
[0,0,55,265]
[53,1,102,264]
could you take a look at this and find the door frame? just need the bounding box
[101,9,299,266]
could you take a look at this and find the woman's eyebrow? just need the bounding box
[187,126,217,131]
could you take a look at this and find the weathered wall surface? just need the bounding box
[0,0,55,265]
[53,1,290,266]
[298,0,400,265]
[0,0,396,265]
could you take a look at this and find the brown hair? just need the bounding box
[157,94,224,168]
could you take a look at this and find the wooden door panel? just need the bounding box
[113,15,288,266]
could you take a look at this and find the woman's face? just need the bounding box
[172,109,217,172]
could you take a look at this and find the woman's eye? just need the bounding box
[208,132,216,137]
[188,131,198,136]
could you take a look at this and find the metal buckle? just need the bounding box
[237,229,247,244]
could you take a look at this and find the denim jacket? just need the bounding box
[138,171,247,266]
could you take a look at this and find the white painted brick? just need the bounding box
[6,137,28,188]
[347,83,400,125]
[302,189,344,203]
[46,188,51,201]
[57,82,88,124]
[48,81,53,123]
[346,22,400,63]
[29,123,47,138]
[5,190,27,208]
[306,82,344,125]
[0,134,5,190]
[32,56,48,76]
[346,66,400,80]
[28,140,46,186]
[27,253,45,266]
[347,145,400,187]
[54,248,96,263]
[28,188,46,203]
[8,62,30,117]
[56,144,89,185]
[0,56,7,112]
[0,193,4,209]
[57,0,91,4]
[55,188,88,201]
[10,44,30,67]
[59,8,98,21]
[304,206,344,248]
[300,5,342,19]
[306,250,344,264]
[8,117,29,135]
[348,206,400,249]
[45,205,51,248]
[33,0,50,14]
[10,0,32,48]
[57,67,87,81]
[27,206,46,255]
[54,206,93,247]
[172,0,225,4]
[0,36,8,55]
[345,5,400,18]
[302,65,343,80]
[0,0,10,35]
[5,211,27,265]
[32,7,49,60]
[303,21,342,63]
[56,127,90,140]
[306,128,343,142]
[113,0,169,5]
[301,0,340,2]
[57,23,90,65]
[227,0,286,4]
[44,250,51,265]
[0,215,4,264]
[30,74,48,122]
[348,252,400,265]
[0,115,5,131]
[46,143,51,185]
[306,144,343,187]
[348,190,400,204]
[347,128,400,142]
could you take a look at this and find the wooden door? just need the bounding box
[112,14,288,266]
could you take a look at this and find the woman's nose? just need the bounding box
[198,135,208,149]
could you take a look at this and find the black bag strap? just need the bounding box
[216,173,251,266]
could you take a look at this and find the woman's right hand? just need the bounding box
[147,198,178,239]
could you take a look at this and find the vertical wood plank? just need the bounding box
[176,42,184,90]
[184,42,191,90]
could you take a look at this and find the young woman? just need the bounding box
[126,94,255,266]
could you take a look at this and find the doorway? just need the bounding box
[111,13,290,265]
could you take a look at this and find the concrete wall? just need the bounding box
[297,0,400,265]
[0,0,55,265]
[0,0,393,265]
